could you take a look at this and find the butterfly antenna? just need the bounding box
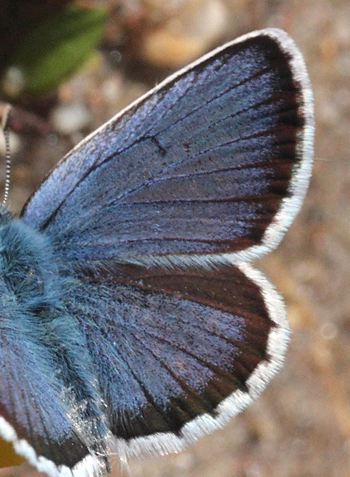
[0,103,12,207]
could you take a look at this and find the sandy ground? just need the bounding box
[1,1,350,476]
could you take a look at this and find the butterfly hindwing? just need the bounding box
[64,261,288,458]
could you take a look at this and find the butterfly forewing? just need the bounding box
[22,29,313,265]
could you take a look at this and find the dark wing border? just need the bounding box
[110,261,290,459]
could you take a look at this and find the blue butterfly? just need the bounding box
[0,28,314,477]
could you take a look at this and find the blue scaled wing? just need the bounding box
[22,29,313,265]
[65,261,288,459]
[20,28,314,461]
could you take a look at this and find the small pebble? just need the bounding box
[51,103,92,135]
[141,0,228,67]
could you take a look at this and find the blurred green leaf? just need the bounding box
[7,4,106,97]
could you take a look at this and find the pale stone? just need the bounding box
[141,0,228,68]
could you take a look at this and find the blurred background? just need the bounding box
[0,0,349,476]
